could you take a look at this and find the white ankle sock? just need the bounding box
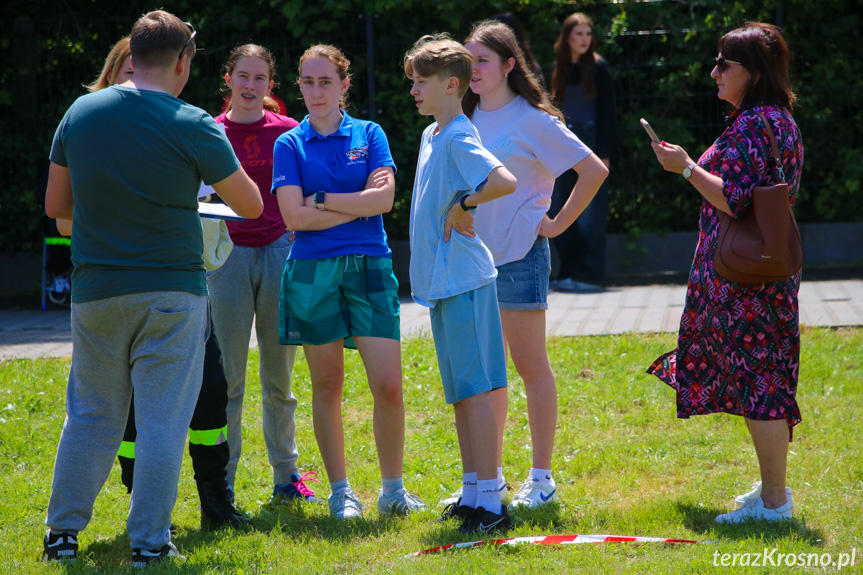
[476,478,503,514]
[461,472,478,508]
[529,468,553,483]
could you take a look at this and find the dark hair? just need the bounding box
[299,44,352,109]
[462,21,563,121]
[404,34,473,98]
[489,12,542,79]
[130,10,194,70]
[718,22,796,112]
[551,12,599,104]
[223,44,281,114]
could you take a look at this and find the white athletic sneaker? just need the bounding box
[377,488,426,515]
[508,477,558,509]
[715,496,792,524]
[439,480,508,507]
[328,489,365,519]
[734,481,793,508]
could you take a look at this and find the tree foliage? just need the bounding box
[0,0,859,252]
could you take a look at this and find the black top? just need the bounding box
[559,57,619,162]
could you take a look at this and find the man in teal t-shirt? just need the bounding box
[42,10,262,567]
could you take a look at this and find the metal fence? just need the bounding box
[1,3,860,253]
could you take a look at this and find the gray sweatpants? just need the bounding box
[208,232,299,486]
[45,291,207,551]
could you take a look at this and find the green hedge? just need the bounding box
[1,0,860,252]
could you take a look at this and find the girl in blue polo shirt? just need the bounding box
[272,44,424,519]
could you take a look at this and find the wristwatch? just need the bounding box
[459,194,473,212]
[313,191,326,211]
[682,162,697,180]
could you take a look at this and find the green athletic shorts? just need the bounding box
[279,255,400,349]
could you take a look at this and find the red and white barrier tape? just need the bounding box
[405,534,707,558]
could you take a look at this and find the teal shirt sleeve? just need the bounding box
[194,113,241,186]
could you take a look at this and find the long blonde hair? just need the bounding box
[85,36,131,92]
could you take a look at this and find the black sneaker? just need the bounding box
[436,497,472,522]
[131,541,183,568]
[42,530,78,563]
[458,505,512,535]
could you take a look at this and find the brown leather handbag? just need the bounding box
[713,111,803,285]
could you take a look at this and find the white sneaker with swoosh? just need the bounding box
[508,477,558,509]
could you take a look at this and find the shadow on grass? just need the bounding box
[82,531,256,573]
[674,502,824,545]
[246,500,415,541]
[414,502,563,550]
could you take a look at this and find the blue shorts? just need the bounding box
[495,236,551,311]
[429,282,508,404]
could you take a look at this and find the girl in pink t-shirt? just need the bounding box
[461,21,608,511]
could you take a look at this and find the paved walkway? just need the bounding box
[1,279,861,361]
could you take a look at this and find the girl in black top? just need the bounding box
[549,12,618,292]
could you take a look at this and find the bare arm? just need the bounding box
[276,185,357,231]
[211,168,264,219]
[539,152,609,238]
[56,219,73,236]
[304,167,395,217]
[45,162,74,220]
[650,141,731,215]
[445,165,517,242]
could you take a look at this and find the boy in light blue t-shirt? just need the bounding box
[404,34,517,534]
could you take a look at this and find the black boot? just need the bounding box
[197,479,253,531]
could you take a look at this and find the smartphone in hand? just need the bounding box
[639,118,660,143]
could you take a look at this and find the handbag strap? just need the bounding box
[754,110,786,184]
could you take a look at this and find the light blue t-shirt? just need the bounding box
[409,115,503,307]
[271,112,395,259]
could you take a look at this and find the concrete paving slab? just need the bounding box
[1,279,860,361]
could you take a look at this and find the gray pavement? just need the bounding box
[1,279,861,361]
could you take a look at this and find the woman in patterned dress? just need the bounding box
[647,22,803,524]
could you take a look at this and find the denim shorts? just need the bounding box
[495,236,551,311]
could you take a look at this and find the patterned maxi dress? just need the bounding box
[647,105,804,435]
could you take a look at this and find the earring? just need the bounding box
[505,72,508,78]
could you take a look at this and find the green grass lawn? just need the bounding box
[1,327,861,573]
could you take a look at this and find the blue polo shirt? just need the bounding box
[271,112,395,259]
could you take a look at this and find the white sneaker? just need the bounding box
[328,489,365,519]
[377,488,426,515]
[508,478,557,509]
[439,481,508,507]
[715,496,792,524]
[734,481,793,508]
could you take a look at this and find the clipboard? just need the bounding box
[198,202,244,221]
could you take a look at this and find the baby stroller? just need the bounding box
[42,218,72,309]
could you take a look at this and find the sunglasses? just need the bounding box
[713,56,742,72]
[178,22,196,60]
